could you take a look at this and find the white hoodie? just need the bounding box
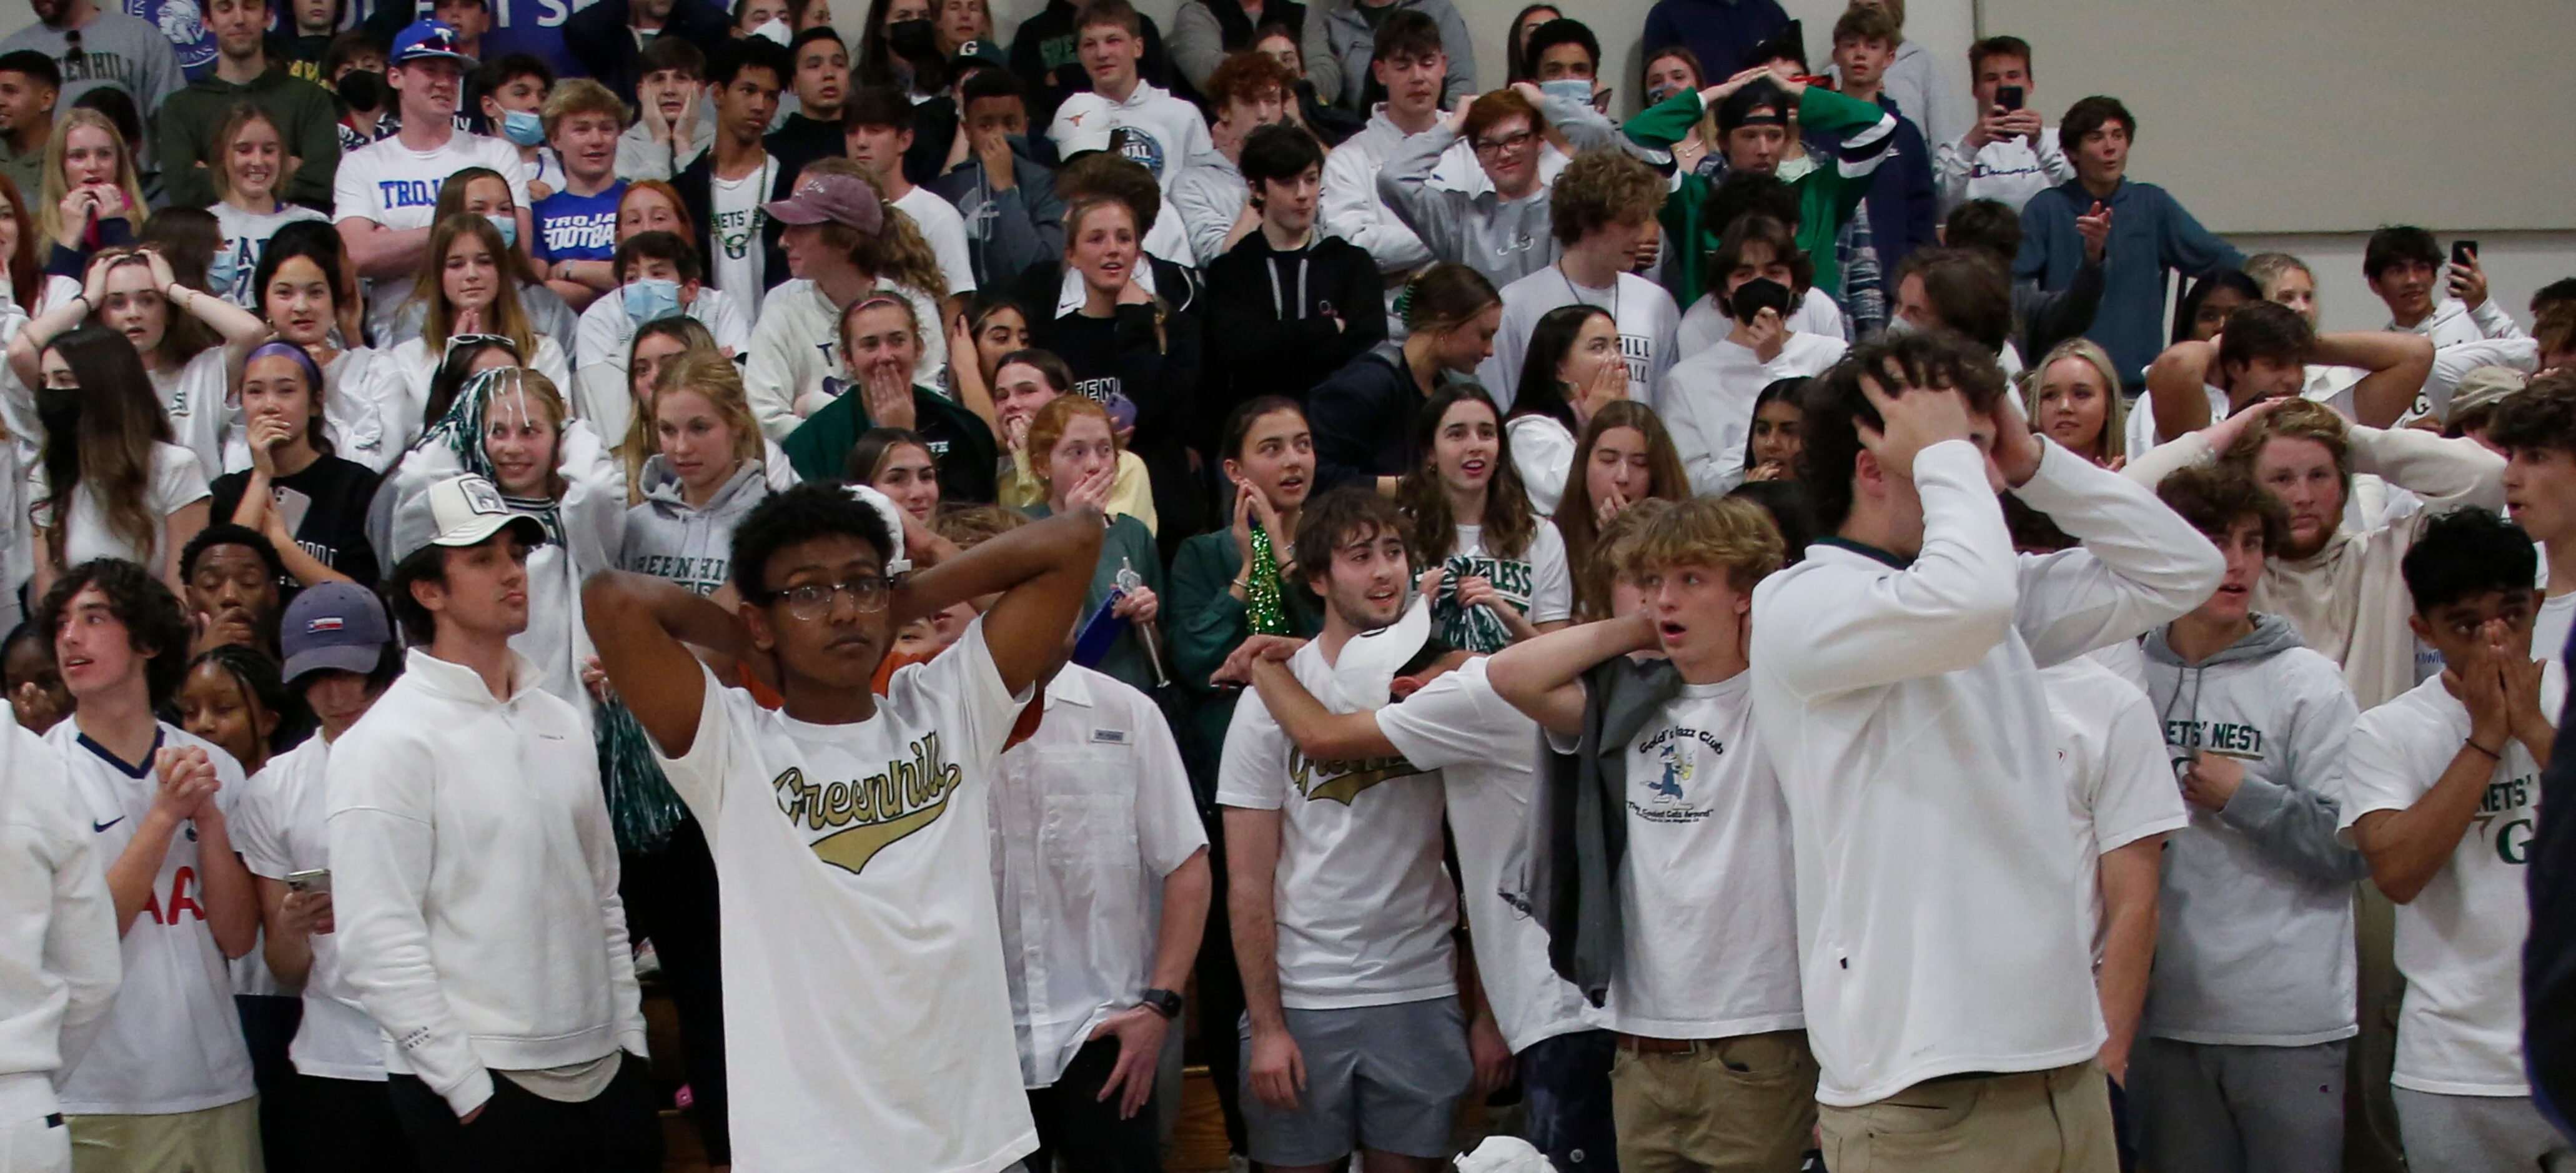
[327,650,646,1117]
[1046,81,1213,195]
[2126,424,2506,709]
[0,720,118,1120]
[1749,438,2224,1106]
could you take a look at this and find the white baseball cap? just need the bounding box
[1052,93,1117,157]
[389,473,549,566]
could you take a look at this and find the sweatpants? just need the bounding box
[1024,1036,1162,1173]
[385,1052,661,1173]
[2392,1088,2576,1172]
[2126,1036,2346,1173]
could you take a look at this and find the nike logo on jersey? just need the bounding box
[92,816,124,833]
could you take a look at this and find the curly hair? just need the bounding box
[2219,397,2350,491]
[1620,495,1783,592]
[1800,332,2009,531]
[1548,147,1663,247]
[37,557,191,706]
[794,157,950,299]
[1204,50,1293,115]
[2156,464,2289,555]
[729,481,899,599]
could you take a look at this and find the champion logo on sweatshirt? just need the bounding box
[771,733,964,874]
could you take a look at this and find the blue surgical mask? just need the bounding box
[501,107,546,146]
[622,278,682,324]
[485,212,518,249]
[207,247,240,299]
[1538,78,1594,106]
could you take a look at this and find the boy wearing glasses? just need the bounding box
[582,481,1106,1173]
[1378,82,1613,290]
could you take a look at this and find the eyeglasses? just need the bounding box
[763,577,891,619]
[1474,129,1538,156]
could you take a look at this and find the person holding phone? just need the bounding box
[1931,36,2073,215]
[2361,227,2536,425]
[232,582,414,1170]
[1658,214,1847,494]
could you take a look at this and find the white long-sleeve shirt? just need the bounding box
[0,721,118,1115]
[327,650,645,1117]
[1748,438,2223,1107]
[1931,129,2075,215]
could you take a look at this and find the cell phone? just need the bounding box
[2452,240,2479,267]
[1995,85,2024,112]
[285,868,330,895]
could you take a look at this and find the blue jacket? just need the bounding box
[1641,0,1791,83]
[2014,177,2241,389]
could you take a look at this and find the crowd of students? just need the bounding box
[1,0,2574,1171]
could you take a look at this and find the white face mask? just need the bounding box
[1775,154,1816,183]
[751,17,791,44]
[1882,314,1918,337]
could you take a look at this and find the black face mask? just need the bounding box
[887,18,937,59]
[1728,276,1792,325]
[36,385,79,426]
[337,68,385,112]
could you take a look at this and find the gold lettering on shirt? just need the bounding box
[1289,750,1426,806]
[771,733,964,874]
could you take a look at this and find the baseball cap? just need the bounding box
[2448,365,2529,421]
[391,19,477,67]
[1331,592,1433,707]
[388,473,549,567]
[280,582,394,683]
[949,39,1008,74]
[1051,92,1116,157]
[765,172,884,234]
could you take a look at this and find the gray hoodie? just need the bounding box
[1375,93,1618,291]
[2140,613,2370,1047]
[1301,0,1477,113]
[618,457,772,597]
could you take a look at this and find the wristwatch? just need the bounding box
[1141,988,1183,1020]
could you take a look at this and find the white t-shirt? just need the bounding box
[213,202,327,307]
[1577,673,1803,1040]
[707,157,778,317]
[2126,383,2231,456]
[46,721,257,1116]
[233,734,384,1081]
[1508,415,1576,518]
[2041,657,2189,963]
[1372,658,1592,1052]
[332,131,533,343]
[2533,590,2574,666]
[34,442,210,572]
[1478,267,1680,414]
[1215,639,1457,1010]
[1434,521,1571,654]
[650,620,1038,1173]
[893,186,977,295]
[153,348,237,480]
[1660,330,1849,496]
[2340,666,2562,1096]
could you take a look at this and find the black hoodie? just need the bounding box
[1201,229,1385,450]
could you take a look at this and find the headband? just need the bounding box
[244,339,327,393]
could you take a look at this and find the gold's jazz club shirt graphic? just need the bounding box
[770,733,964,874]
[1289,748,1427,805]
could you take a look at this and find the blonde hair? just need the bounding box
[541,77,629,140]
[1027,393,1116,482]
[417,213,538,359]
[2224,397,2351,489]
[38,109,150,245]
[209,104,284,205]
[618,316,726,498]
[1619,495,1784,591]
[2024,337,2129,463]
[650,352,766,469]
[1575,496,1672,621]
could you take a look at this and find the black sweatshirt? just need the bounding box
[1201,229,1384,452]
[1031,300,1207,541]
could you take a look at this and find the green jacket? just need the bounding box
[156,66,344,210]
[779,385,1000,503]
[1623,83,1893,307]
[1166,530,1323,800]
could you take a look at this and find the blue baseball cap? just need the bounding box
[280,582,395,683]
[390,19,476,67]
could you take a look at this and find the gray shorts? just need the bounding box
[2392,1089,2576,1173]
[1237,997,1471,1166]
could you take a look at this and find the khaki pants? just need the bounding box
[1817,1061,2116,1173]
[1610,1029,1820,1172]
[68,1097,262,1173]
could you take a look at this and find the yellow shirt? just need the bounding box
[999,448,1159,535]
